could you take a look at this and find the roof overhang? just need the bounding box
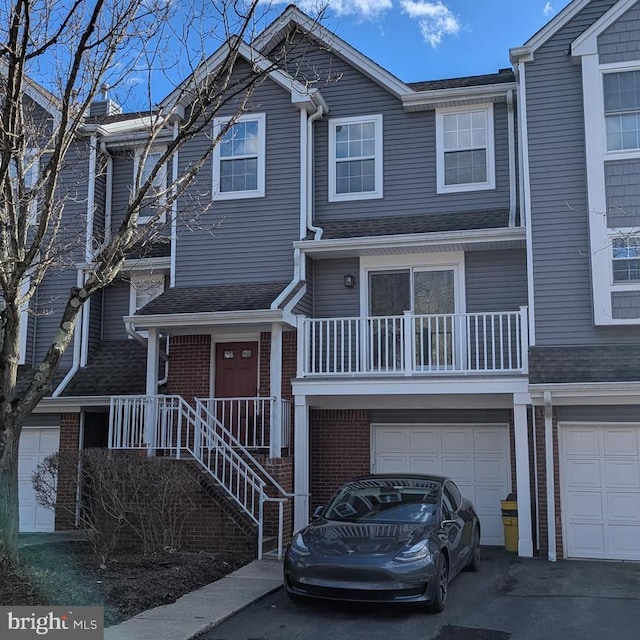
[34,396,113,412]
[402,82,517,112]
[294,226,526,259]
[125,308,291,334]
[529,381,640,405]
[160,39,328,115]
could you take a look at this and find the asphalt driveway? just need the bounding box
[198,548,640,640]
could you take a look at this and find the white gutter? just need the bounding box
[271,104,324,311]
[52,270,84,397]
[402,82,517,111]
[517,61,536,346]
[125,308,285,330]
[170,120,179,288]
[544,391,556,562]
[295,226,526,256]
[507,90,517,227]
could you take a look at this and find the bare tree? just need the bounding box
[0,0,321,562]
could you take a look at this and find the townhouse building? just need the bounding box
[16,0,640,562]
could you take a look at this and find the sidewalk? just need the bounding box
[104,558,284,640]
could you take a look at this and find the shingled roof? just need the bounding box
[309,210,512,240]
[137,282,290,316]
[408,69,515,92]
[529,345,640,384]
[62,341,149,397]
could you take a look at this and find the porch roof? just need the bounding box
[306,209,512,240]
[137,282,289,316]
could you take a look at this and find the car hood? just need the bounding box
[306,520,431,556]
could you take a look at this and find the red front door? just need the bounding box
[214,342,258,398]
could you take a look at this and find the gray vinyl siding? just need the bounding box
[24,414,61,428]
[312,258,360,318]
[93,154,107,243]
[110,152,134,231]
[101,280,131,340]
[87,290,104,356]
[302,47,513,223]
[174,62,300,286]
[293,257,314,316]
[612,291,640,319]
[465,249,527,312]
[525,0,639,345]
[370,409,510,424]
[605,159,640,226]
[557,405,640,422]
[33,268,79,368]
[598,1,640,63]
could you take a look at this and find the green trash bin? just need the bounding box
[500,493,518,552]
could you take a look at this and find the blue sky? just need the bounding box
[272,0,572,83]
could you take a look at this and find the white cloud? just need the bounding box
[267,0,393,20]
[400,0,460,47]
[543,2,554,16]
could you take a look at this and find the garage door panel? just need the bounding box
[565,428,600,455]
[479,514,504,545]
[474,485,508,514]
[567,523,606,558]
[605,461,640,488]
[604,430,639,456]
[441,457,473,481]
[564,459,602,488]
[377,429,408,454]
[410,430,438,453]
[474,457,508,483]
[377,455,409,474]
[441,430,473,454]
[473,429,506,454]
[608,526,640,559]
[408,457,439,474]
[566,491,604,520]
[607,493,640,522]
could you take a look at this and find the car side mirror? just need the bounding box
[312,506,324,519]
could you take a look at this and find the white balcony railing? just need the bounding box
[300,308,528,377]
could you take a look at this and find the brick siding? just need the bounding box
[55,413,80,530]
[167,335,212,401]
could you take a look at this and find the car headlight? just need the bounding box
[289,532,311,557]
[394,539,433,563]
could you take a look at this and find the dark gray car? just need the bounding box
[284,474,480,612]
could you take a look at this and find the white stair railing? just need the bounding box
[108,394,302,559]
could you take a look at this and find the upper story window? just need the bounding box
[604,70,640,151]
[9,148,39,225]
[213,113,266,200]
[329,115,383,202]
[436,105,495,194]
[129,273,165,315]
[133,148,167,224]
[612,235,640,282]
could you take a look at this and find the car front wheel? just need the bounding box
[464,526,481,572]
[426,552,449,613]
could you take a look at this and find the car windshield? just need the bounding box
[323,478,441,524]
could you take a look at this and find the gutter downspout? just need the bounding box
[516,61,536,346]
[52,269,84,397]
[544,391,557,562]
[507,90,517,227]
[271,104,324,311]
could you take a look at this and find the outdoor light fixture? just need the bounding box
[344,274,355,288]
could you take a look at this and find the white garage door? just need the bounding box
[19,427,60,532]
[561,424,640,560]
[372,424,511,546]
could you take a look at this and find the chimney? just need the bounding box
[89,83,122,118]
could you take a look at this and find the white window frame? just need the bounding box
[328,114,383,202]
[609,229,640,287]
[133,147,167,224]
[602,63,640,159]
[129,273,165,316]
[436,104,495,194]
[212,113,266,201]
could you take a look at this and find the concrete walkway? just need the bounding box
[104,558,284,640]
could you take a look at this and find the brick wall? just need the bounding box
[167,335,211,401]
[55,413,80,530]
[310,409,371,508]
[534,407,564,559]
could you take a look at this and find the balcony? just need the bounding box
[299,308,528,377]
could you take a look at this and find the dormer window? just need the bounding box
[604,70,640,151]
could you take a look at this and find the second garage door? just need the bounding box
[561,423,640,560]
[372,424,510,545]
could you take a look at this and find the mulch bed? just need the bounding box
[0,541,249,627]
